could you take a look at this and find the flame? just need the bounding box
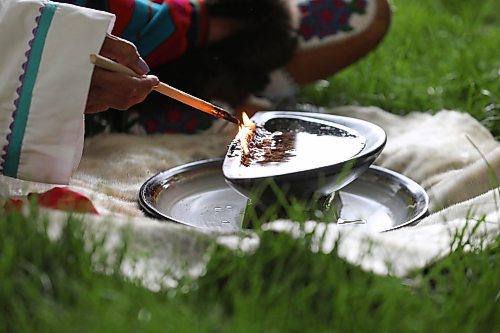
[237,112,256,155]
[242,112,252,126]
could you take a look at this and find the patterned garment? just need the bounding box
[60,0,208,67]
[299,0,368,40]
[67,0,370,134]
[137,99,214,134]
[57,0,213,134]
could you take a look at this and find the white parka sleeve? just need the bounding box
[0,0,115,184]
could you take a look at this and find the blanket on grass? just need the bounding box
[1,106,499,284]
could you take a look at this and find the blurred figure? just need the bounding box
[62,0,390,134]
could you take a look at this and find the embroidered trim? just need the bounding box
[299,0,368,41]
[1,2,58,177]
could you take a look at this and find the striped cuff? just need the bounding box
[0,0,114,184]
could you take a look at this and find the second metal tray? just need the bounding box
[139,159,428,232]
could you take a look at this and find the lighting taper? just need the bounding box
[89,54,239,125]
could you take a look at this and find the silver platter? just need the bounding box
[139,158,429,232]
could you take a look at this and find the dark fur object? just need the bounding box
[146,0,298,108]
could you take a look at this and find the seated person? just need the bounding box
[60,0,390,134]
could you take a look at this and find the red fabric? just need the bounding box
[143,0,197,67]
[3,187,98,215]
[109,0,136,36]
[197,0,208,46]
[4,198,23,213]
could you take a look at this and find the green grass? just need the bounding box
[1,0,499,332]
[1,207,499,333]
[300,0,500,138]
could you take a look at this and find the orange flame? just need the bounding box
[242,112,252,126]
[237,112,256,155]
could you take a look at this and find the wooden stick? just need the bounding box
[89,54,239,125]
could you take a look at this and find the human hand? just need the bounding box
[86,35,159,114]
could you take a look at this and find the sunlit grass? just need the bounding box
[1,208,498,332]
[300,0,499,138]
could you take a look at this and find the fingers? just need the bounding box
[85,68,159,114]
[86,86,150,113]
[87,34,157,114]
[93,68,158,99]
[100,34,150,75]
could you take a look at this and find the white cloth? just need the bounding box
[0,107,498,285]
[0,0,114,184]
[265,107,500,276]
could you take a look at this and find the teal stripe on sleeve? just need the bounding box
[3,3,58,177]
[121,0,151,43]
[135,3,175,57]
[72,0,88,6]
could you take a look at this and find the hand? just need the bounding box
[85,35,159,114]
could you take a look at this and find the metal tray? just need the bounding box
[139,158,429,232]
[223,111,387,201]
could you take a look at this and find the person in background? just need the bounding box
[0,0,390,184]
[62,0,390,135]
[0,0,158,184]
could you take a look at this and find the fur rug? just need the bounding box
[1,106,499,285]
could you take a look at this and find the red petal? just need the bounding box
[28,187,99,215]
[3,198,24,213]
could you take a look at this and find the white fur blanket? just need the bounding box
[1,106,499,282]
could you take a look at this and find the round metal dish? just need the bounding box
[223,111,387,202]
[139,158,429,232]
